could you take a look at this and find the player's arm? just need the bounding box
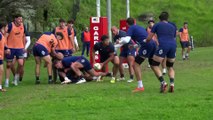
[68,28,75,52]
[24,26,31,51]
[102,52,114,66]
[146,32,155,42]
[102,44,115,66]
[179,28,183,41]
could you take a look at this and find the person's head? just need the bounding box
[54,60,63,69]
[85,26,89,32]
[14,14,23,25]
[55,32,64,40]
[148,20,155,28]
[126,17,135,27]
[59,18,66,28]
[183,22,188,28]
[101,35,110,46]
[67,19,75,28]
[111,26,119,36]
[159,11,169,21]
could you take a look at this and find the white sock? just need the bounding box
[163,68,167,73]
[0,85,2,89]
[186,53,189,57]
[15,74,19,81]
[138,80,143,88]
[182,55,185,58]
[5,79,9,84]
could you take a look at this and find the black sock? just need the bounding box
[48,76,52,81]
[36,76,39,81]
[158,76,165,83]
[130,75,134,79]
[19,77,23,81]
[120,74,124,78]
[170,78,174,84]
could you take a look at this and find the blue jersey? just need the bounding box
[127,25,155,47]
[62,56,81,68]
[151,22,176,45]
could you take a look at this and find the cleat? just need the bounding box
[110,77,116,83]
[132,87,144,93]
[117,77,125,81]
[61,79,71,84]
[127,79,134,83]
[35,80,40,84]
[14,79,18,86]
[160,82,168,93]
[169,85,174,93]
[76,78,86,84]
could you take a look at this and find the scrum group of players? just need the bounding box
[0,11,191,93]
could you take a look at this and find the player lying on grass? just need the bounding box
[92,35,119,83]
[54,56,107,84]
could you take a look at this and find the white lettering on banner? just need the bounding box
[94,31,99,36]
[94,36,99,41]
[94,26,99,30]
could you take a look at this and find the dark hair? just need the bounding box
[148,20,155,24]
[56,32,64,40]
[14,14,22,19]
[159,11,169,21]
[126,18,135,25]
[0,21,6,29]
[184,22,188,25]
[67,19,75,24]
[59,18,65,23]
[101,35,109,41]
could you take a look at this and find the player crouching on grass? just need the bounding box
[54,56,107,84]
[33,32,64,84]
[0,22,11,92]
[92,35,119,83]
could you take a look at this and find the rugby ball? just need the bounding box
[94,63,101,70]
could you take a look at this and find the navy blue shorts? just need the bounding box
[6,48,24,61]
[120,48,136,58]
[0,60,3,65]
[56,50,72,57]
[33,44,49,57]
[76,56,92,71]
[180,41,189,48]
[138,43,156,58]
[155,44,176,59]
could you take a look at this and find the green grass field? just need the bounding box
[0,47,213,120]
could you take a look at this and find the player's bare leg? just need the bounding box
[127,55,135,83]
[118,57,125,81]
[110,56,119,83]
[35,57,41,84]
[43,55,53,84]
